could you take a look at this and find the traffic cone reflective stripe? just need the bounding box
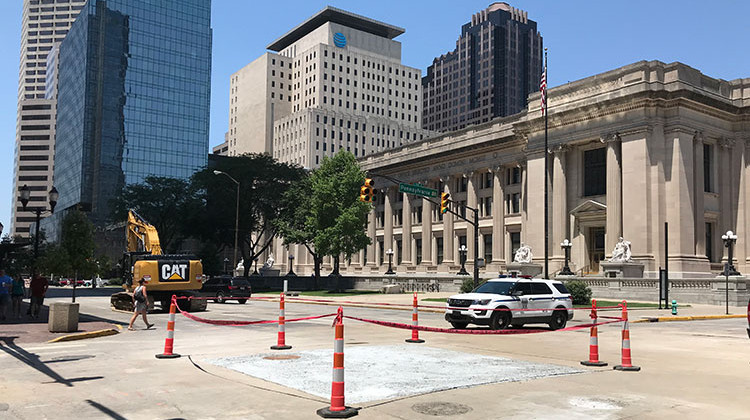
[581,299,607,366]
[156,296,181,359]
[271,293,292,350]
[614,300,641,371]
[406,292,425,343]
[317,307,358,418]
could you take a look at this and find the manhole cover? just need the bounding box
[263,355,300,360]
[412,402,472,416]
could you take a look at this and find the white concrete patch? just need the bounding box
[210,345,584,404]
[569,397,622,410]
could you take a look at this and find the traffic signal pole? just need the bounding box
[369,172,481,288]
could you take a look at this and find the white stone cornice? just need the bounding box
[549,143,570,154]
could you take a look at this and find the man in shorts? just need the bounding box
[30,274,48,319]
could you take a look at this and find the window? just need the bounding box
[583,148,606,196]
[484,234,492,262]
[436,238,444,264]
[416,239,422,265]
[704,144,713,193]
[531,283,552,295]
[706,222,715,262]
[507,193,520,214]
[507,167,521,185]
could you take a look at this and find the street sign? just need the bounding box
[399,183,438,198]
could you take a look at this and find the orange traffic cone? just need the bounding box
[405,292,425,343]
[614,300,641,371]
[271,292,292,350]
[156,295,181,359]
[581,299,607,366]
[317,307,358,418]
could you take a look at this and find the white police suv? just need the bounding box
[445,278,574,330]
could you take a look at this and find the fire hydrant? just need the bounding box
[671,299,678,315]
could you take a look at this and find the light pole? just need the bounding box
[287,254,296,277]
[457,245,469,275]
[223,257,229,275]
[19,184,58,272]
[722,230,739,315]
[559,239,574,276]
[385,248,395,275]
[213,170,240,274]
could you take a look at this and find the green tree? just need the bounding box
[110,176,198,253]
[190,153,305,276]
[38,244,71,277]
[275,176,325,278]
[61,209,96,279]
[309,152,371,276]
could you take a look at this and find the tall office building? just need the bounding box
[43,0,212,237]
[223,6,431,168]
[422,2,543,132]
[11,0,88,237]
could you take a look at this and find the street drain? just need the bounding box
[263,355,300,360]
[45,355,96,363]
[412,402,472,416]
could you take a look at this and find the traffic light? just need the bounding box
[440,192,450,214]
[360,178,376,202]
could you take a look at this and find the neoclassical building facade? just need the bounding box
[276,60,749,279]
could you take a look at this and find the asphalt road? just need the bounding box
[1,291,748,419]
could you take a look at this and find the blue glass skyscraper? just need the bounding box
[50,0,212,232]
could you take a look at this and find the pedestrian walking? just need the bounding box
[29,274,48,319]
[128,278,154,331]
[0,269,12,321]
[11,275,26,319]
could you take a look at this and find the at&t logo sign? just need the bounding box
[333,32,346,48]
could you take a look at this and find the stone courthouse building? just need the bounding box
[342,60,749,279]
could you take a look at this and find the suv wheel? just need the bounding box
[548,307,568,330]
[237,299,247,304]
[489,309,511,330]
[216,291,226,304]
[450,321,468,329]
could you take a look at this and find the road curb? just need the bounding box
[634,314,745,323]
[47,328,119,343]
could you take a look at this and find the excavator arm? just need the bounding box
[127,210,163,255]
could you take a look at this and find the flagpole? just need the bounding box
[543,48,549,279]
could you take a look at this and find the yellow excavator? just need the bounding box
[110,210,207,312]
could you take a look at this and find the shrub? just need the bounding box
[566,280,592,305]
[460,278,484,293]
[108,277,124,286]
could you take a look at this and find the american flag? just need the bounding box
[540,66,547,115]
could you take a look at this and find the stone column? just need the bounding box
[719,138,733,243]
[421,185,433,266]
[402,191,413,265]
[366,209,377,267]
[384,187,394,258]
[552,145,568,260]
[666,129,696,270]
[693,132,706,257]
[521,160,528,243]
[443,177,455,265]
[466,172,477,263]
[733,139,747,272]
[603,133,622,258]
[492,167,505,265]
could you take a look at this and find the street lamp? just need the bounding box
[559,239,574,276]
[721,230,739,315]
[252,258,259,276]
[18,184,58,270]
[457,245,469,275]
[385,248,395,275]
[213,170,240,275]
[287,254,296,277]
[223,257,229,275]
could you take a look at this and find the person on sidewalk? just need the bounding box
[11,275,26,319]
[0,270,12,321]
[29,274,48,319]
[128,278,154,331]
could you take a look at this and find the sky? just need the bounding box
[0,0,748,233]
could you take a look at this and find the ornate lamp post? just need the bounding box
[223,258,229,275]
[457,245,469,275]
[18,184,58,270]
[287,254,296,277]
[385,248,395,275]
[559,239,574,276]
[722,230,739,315]
[252,258,259,276]
[213,170,240,275]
